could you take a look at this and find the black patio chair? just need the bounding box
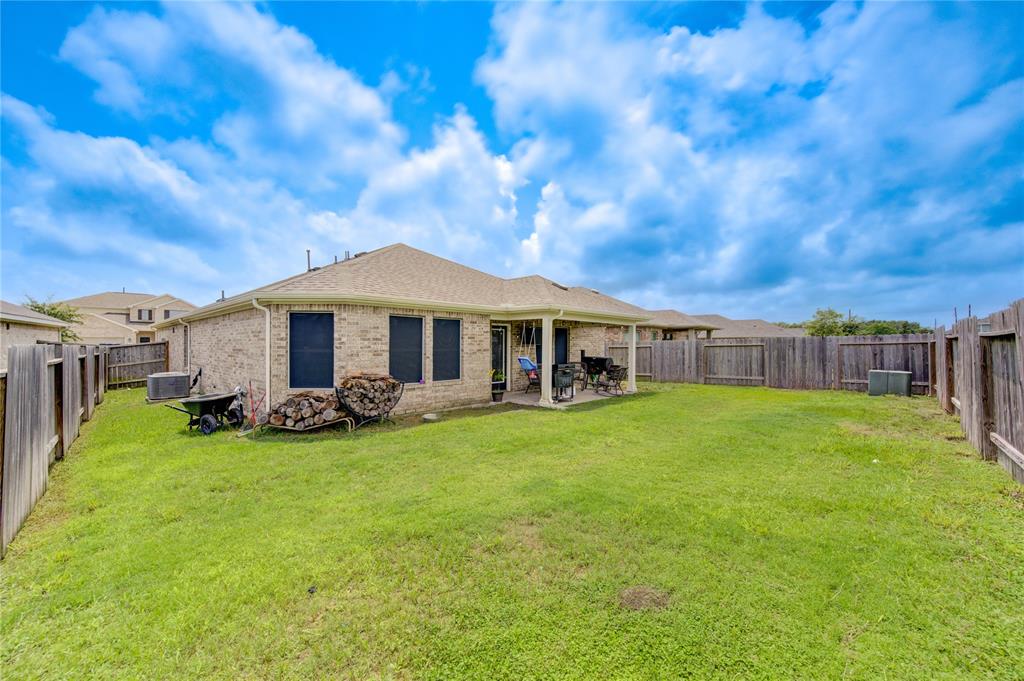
[595,365,628,396]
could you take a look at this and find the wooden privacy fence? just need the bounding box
[607,334,934,394]
[935,299,1024,483]
[106,341,168,389]
[1,344,106,556]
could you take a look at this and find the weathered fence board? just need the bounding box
[106,342,168,388]
[705,343,765,386]
[61,345,82,457]
[607,344,653,377]
[1,346,54,554]
[607,334,932,393]
[96,350,105,404]
[83,348,96,422]
[1,343,107,556]
[932,300,1023,482]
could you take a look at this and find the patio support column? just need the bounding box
[627,323,637,393]
[540,315,554,405]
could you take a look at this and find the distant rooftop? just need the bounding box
[692,314,805,338]
[0,299,69,328]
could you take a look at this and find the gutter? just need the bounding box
[174,293,651,325]
[251,299,272,410]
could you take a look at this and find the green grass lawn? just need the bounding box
[2,385,1022,679]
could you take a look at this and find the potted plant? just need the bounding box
[490,369,506,402]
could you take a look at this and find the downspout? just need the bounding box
[183,321,191,376]
[251,299,271,410]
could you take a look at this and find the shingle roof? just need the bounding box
[692,314,805,338]
[173,243,650,323]
[60,291,157,308]
[640,309,719,330]
[0,300,69,328]
[60,291,195,309]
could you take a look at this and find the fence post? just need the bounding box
[979,336,997,461]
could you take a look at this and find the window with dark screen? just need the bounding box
[432,318,461,381]
[289,312,334,388]
[389,316,423,383]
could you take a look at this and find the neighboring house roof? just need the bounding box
[61,291,196,309]
[692,314,806,338]
[159,243,651,326]
[83,313,142,334]
[640,309,719,330]
[0,300,69,328]
[61,291,157,308]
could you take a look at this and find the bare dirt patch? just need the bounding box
[505,518,545,551]
[1002,487,1024,510]
[618,586,670,611]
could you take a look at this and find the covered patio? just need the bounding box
[490,308,642,409]
[501,385,618,410]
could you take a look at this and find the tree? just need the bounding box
[804,307,846,336]
[803,307,929,336]
[24,296,82,342]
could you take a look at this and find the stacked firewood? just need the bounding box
[267,391,343,430]
[336,373,403,418]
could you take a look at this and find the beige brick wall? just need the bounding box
[0,322,61,371]
[268,304,491,415]
[156,324,187,373]
[188,308,266,397]
[178,306,626,413]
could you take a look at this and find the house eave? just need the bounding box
[165,292,652,327]
[0,313,68,329]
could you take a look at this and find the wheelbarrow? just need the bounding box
[166,391,244,435]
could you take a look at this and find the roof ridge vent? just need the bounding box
[551,281,569,291]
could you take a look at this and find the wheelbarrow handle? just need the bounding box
[165,404,193,415]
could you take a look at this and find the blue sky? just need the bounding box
[2,1,1021,324]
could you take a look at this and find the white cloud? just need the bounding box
[342,108,521,263]
[58,7,181,115]
[477,2,1024,320]
[660,5,816,92]
[3,1,1020,323]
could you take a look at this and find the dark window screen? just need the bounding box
[433,318,461,381]
[389,316,423,383]
[289,313,334,388]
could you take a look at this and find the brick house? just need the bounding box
[0,300,68,371]
[154,244,649,414]
[60,291,197,345]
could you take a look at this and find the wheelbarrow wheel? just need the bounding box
[199,414,218,435]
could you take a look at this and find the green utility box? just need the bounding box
[868,370,912,397]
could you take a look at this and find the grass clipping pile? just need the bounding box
[265,374,403,432]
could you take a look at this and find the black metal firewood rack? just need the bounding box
[334,382,405,429]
